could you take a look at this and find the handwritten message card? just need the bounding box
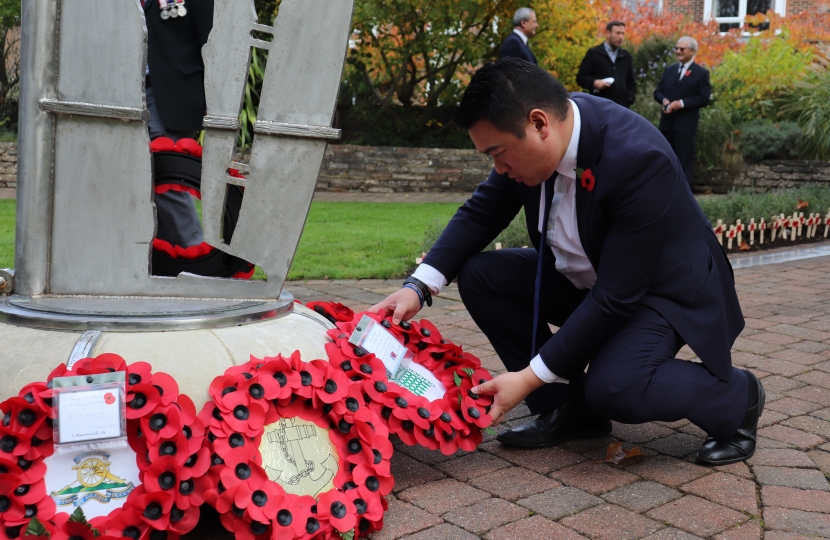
[58,388,123,444]
[348,315,414,378]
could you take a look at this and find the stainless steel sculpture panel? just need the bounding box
[11,0,354,302]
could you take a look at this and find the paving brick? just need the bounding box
[626,455,712,487]
[766,397,823,416]
[746,448,818,468]
[771,349,827,366]
[601,481,682,512]
[399,523,479,540]
[764,507,830,538]
[765,532,822,540]
[390,453,446,492]
[808,449,830,474]
[713,460,755,479]
[794,369,830,389]
[767,323,830,342]
[558,435,619,455]
[789,340,830,354]
[680,472,758,515]
[760,375,806,394]
[644,433,705,458]
[396,478,490,515]
[646,495,748,537]
[742,357,808,377]
[442,497,528,535]
[611,422,675,443]
[758,435,796,449]
[517,486,603,520]
[550,461,638,495]
[468,466,560,501]
[434,452,510,482]
[812,407,830,421]
[758,425,825,450]
[786,385,830,406]
[732,337,786,355]
[369,500,443,540]
[561,504,663,540]
[753,465,830,491]
[478,440,586,474]
[749,332,803,346]
[482,515,588,540]
[759,409,790,427]
[394,442,461,465]
[762,486,830,513]
[713,520,762,540]
[781,415,830,439]
[642,528,703,540]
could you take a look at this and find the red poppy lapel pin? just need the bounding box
[685,69,692,77]
[576,167,595,192]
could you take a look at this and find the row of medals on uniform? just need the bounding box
[159,0,187,20]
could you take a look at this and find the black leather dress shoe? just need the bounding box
[497,401,612,449]
[697,370,765,465]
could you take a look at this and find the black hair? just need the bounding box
[606,20,625,32]
[454,58,570,139]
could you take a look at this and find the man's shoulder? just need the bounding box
[692,62,710,74]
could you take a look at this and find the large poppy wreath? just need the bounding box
[312,302,495,456]
[0,354,210,540]
[200,353,393,540]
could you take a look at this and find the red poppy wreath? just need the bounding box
[200,353,393,540]
[0,353,210,540]
[314,302,495,456]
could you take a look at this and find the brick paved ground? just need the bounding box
[279,255,830,540]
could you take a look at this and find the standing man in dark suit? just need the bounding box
[499,7,538,64]
[143,0,214,247]
[371,59,763,466]
[654,36,711,186]
[576,21,636,108]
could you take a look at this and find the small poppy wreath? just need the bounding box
[322,305,494,456]
[200,353,393,540]
[0,353,210,540]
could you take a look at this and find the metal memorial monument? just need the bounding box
[0,0,355,405]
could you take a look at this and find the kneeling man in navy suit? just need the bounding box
[371,59,763,465]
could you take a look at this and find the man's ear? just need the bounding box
[528,109,551,140]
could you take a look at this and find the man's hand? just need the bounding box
[593,79,611,91]
[664,100,683,114]
[471,367,546,425]
[368,287,422,325]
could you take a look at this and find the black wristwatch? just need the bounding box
[403,276,433,307]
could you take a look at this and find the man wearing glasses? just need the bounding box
[654,36,711,187]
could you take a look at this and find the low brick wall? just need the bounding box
[0,143,16,188]
[316,144,491,193]
[1,142,828,194]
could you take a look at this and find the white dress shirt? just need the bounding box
[513,28,529,45]
[676,57,695,108]
[413,100,595,385]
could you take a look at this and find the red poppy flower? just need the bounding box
[0,397,48,437]
[345,489,385,523]
[460,396,492,429]
[216,391,266,437]
[352,463,394,501]
[71,353,128,375]
[126,361,153,389]
[16,382,52,415]
[126,383,163,420]
[139,402,183,444]
[317,491,357,533]
[132,487,176,529]
[331,384,367,423]
[142,455,180,493]
[166,503,199,535]
[0,425,31,458]
[458,430,483,452]
[218,455,268,493]
[150,372,180,406]
[580,169,596,192]
[174,138,203,158]
[305,301,355,323]
[94,506,147,538]
[150,137,175,153]
[312,364,350,405]
[175,473,210,509]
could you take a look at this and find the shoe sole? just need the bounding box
[497,422,612,450]
[696,374,766,466]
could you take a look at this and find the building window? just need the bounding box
[705,0,786,31]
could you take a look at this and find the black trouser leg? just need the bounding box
[457,249,589,414]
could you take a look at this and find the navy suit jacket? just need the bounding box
[423,93,743,382]
[499,32,537,64]
[653,62,711,134]
[145,0,214,132]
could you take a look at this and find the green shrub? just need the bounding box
[738,120,801,161]
[776,47,830,160]
[630,38,676,127]
[696,185,830,225]
[421,208,531,255]
[695,106,736,177]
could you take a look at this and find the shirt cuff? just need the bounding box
[529,355,570,384]
[411,264,447,296]
[680,99,685,108]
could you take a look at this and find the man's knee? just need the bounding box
[457,251,496,300]
[585,374,649,423]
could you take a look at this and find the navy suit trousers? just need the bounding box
[458,248,749,441]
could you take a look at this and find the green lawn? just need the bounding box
[0,201,460,280]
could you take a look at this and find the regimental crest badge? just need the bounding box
[49,451,135,509]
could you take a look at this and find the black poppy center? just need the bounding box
[160,441,177,456]
[0,435,16,453]
[212,407,223,421]
[330,501,347,519]
[417,407,430,419]
[306,518,320,534]
[252,490,268,507]
[149,413,167,431]
[347,438,362,454]
[130,393,147,410]
[341,361,353,372]
[17,410,36,427]
[179,480,194,495]
[235,463,251,480]
[211,453,224,466]
[373,449,382,464]
[128,373,142,385]
[123,526,141,539]
[366,476,380,491]
[221,386,236,396]
[440,412,452,423]
[395,397,408,408]
[0,496,9,513]
[468,407,481,419]
[170,506,184,523]
[159,471,176,490]
[338,419,353,434]
[230,433,245,448]
[13,485,28,496]
[233,405,249,420]
[182,425,192,439]
[402,420,415,431]
[431,352,445,360]
[359,364,373,374]
[345,398,360,413]
[300,371,313,386]
[249,384,264,399]
[273,372,287,387]
[17,458,30,470]
[354,346,368,357]
[277,509,293,526]
[374,381,387,393]
[144,502,163,520]
[324,379,338,394]
[250,521,268,535]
